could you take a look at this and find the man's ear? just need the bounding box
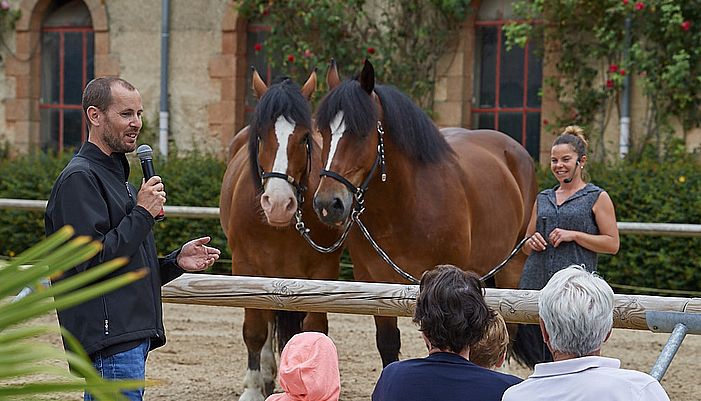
[539,318,549,344]
[86,106,101,127]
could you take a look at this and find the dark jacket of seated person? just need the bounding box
[371,265,522,401]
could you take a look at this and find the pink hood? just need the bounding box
[266,332,340,401]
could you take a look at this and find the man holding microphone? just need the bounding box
[45,77,220,401]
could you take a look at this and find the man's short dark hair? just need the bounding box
[82,77,136,118]
[413,264,493,354]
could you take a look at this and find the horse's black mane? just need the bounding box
[248,77,312,190]
[316,79,451,164]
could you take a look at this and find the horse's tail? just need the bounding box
[275,311,306,352]
[510,324,553,368]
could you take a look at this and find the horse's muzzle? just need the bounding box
[313,190,352,225]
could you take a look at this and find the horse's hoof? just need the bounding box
[239,388,265,401]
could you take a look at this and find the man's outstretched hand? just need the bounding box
[177,236,221,272]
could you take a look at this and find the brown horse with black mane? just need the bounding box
[310,59,538,367]
[219,69,342,401]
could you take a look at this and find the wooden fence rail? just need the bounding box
[162,274,701,333]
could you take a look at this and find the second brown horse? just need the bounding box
[311,59,537,367]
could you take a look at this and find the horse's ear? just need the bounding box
[359,59,375,94]
[251,67,268,99]
[301,68,317,100]
[326,59,341,90]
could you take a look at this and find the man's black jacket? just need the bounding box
[45,142,184,356]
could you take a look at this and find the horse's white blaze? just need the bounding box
[261,116,297,222]
[325,111,346,171]
[272,116,294,175]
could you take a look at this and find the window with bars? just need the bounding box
[472,0,542,160]
[39,0,94,153]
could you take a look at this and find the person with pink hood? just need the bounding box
[266,332,341,401]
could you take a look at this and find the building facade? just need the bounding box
[1,0,699,162]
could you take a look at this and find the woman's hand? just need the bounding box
[549,228,577,247]
[527,232,548,252]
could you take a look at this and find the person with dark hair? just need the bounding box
[503,266,669,401]
[371,265,521,401]
[514,125,620,366]
[45,76,221,401]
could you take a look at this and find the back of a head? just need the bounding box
[539,266,614,356]
[470,310,508,369]
[413,265,491,353]
[269,332,340,401]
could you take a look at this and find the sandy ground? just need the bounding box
[16,303,701,400]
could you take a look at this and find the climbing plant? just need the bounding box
[504,0,701,160]
[236,0,472,111]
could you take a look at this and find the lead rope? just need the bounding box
[478,235,532,283]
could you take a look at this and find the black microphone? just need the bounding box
[136,144,165,222]
[563,160,580,184]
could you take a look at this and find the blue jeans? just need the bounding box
[84,339,150,401]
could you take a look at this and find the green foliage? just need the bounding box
[505,0,701,160]
[0,151,74,257]
[0,150,230,274]
[2,149,700,291]
[236,0,471,110]
[0,226,144,399]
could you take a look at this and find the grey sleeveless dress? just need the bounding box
[519,183,604,290]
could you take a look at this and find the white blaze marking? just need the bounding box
[272,116,295,174]
[325,111,345,170]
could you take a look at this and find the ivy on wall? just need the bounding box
[0,1,20,63]
[504,0,700,160]
[236,0,472,111]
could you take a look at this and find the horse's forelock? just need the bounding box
[374,85,451,164]
[316,79,375,138]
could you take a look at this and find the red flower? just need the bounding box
[681,21,692,31]
[262,8,270,16]
[609,64,619,73]
[543,119,549,126]
[254,43,262,52]
[635,2,644,10]
[303,49,312,58]
[619,69,626,76]
[606,79,614,89]
[622,0,629,4]
[287,54,295,63]
[367,47,376,55]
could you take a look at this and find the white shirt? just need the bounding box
[502,356,669,401]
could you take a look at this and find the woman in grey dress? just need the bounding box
[514,125,619,367]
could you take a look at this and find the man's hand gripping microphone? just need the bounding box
[136,144,166,222]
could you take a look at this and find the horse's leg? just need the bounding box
[303,312,329,333]
[240,308,275,401]
[260,320,276,396]
[374,315,401,367]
